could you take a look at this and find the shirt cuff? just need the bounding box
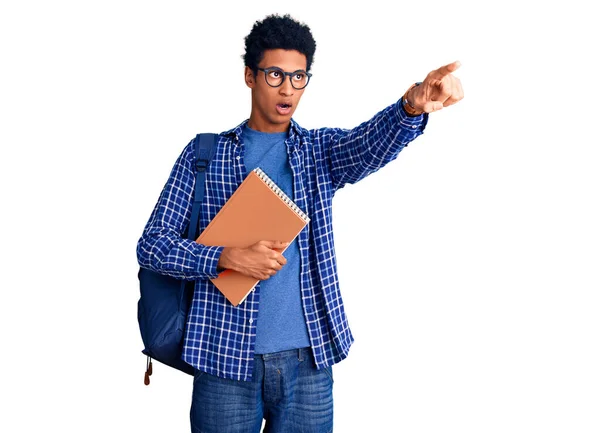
[395,99,429,132]
[196,245,225,279]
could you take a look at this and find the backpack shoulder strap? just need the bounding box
[187,133,218,241]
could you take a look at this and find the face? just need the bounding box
[245,49,308,133]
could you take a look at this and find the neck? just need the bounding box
[247,115,290,133]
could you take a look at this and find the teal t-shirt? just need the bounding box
[241,124,310,354]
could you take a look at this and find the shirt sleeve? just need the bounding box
[323,99,429,191]
[136,140,224,280]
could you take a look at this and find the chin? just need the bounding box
[272,115,291,124]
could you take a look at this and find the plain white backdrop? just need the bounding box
[1,1,599,432]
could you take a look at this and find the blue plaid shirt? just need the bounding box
[137,100,428,381]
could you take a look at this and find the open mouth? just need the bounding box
[276,103,292,116]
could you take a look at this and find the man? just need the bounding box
[137,13,463,433]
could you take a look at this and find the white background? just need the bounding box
[1,1,599,432]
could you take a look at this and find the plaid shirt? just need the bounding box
[137,101,427,381]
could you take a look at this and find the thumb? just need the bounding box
[423,100,444,113]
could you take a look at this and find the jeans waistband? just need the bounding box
[256,347,311,361]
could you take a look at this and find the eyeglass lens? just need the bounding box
[264,68,309,89]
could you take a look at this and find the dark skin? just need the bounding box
[215,49,305,280]
[218,240,289,281]
[213,49,463,280]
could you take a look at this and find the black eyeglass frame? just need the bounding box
[257,67,312,90]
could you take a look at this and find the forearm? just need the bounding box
[328,99,428,189]
[137,227,223,280]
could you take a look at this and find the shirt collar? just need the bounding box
[223,118,306,147]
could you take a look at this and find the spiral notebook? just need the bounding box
[196,167,310,306]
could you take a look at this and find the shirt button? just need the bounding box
[236,156,241,160]
[249,319,254,324]
[411,125,417,129]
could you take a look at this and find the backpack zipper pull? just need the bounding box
[144,356,153,385]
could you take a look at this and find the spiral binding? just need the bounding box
[253,168,310,223]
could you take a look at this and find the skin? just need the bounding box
[245,48,307,133]
[407,60,464,113]
[216,50,464,280]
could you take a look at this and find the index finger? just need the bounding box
[435,60,461,77]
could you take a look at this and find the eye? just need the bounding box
[269,70,282,78]
[293,72,306,82]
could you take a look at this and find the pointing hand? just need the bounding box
[406,61,464,114]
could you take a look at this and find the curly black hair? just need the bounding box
[243,14,317,74]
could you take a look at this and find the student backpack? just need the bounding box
[137,133,218,385]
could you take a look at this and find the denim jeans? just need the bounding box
[190,347,334,433]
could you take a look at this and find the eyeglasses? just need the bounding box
[257,67,312,90]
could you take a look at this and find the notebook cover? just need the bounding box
[196,168,310,306]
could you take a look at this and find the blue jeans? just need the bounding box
[190,347,334,433]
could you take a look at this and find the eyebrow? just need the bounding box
[264,66,307,72]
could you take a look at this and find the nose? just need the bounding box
[279,78,294,97]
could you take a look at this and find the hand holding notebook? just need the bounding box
[217,239,289,281]
[196,168,310,306]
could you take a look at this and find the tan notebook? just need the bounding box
[196,167,310,306]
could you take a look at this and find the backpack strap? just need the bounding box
[187,133,218,240]
[143,133,218,385]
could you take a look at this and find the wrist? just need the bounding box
[402,82,424,117]
[217,247,236,271]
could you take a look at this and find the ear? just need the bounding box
[244,66,255,89]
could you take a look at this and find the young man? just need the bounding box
[137,13,463,433]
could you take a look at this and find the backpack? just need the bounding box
[137,133,218,385]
